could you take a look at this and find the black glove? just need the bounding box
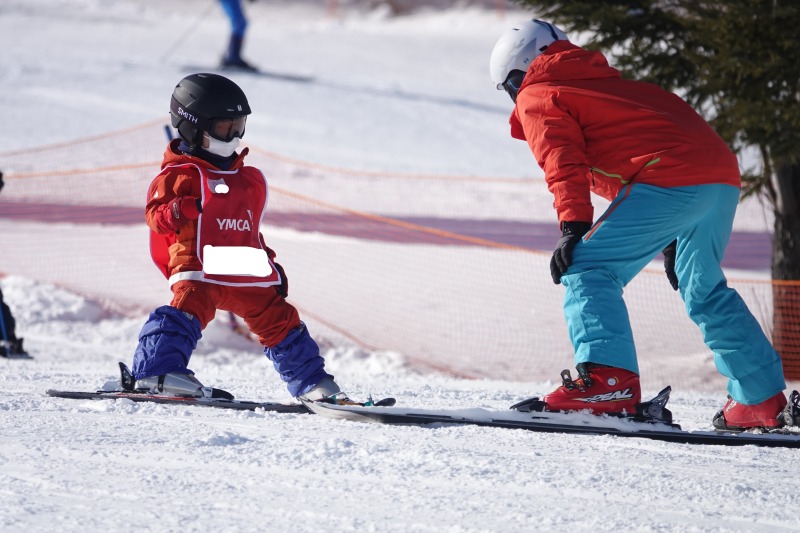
[274,262,288,298]
[0,170,4,194]
[662,239,678,291]
[550,221,592,284]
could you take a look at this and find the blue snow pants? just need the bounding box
[218,0,247,37]
[132,307,331,398]
[264,323,331,398]
[132,306,202,379]
[562,183,785,404]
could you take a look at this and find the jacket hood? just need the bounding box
[518,40,621,91]
[509,41,621,140]
[161,138,249,171]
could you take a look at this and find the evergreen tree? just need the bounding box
[511,0,800,376]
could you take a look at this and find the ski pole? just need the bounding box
[159,0,217,63]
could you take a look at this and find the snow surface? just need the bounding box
[1,1,798,532]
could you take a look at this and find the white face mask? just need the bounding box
[203,133,241,158]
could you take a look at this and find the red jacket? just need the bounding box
[510,41,741,224]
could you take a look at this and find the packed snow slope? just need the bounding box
[1,1,798,532]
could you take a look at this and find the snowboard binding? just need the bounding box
[110,362,234,400]
[314,392,396,407]
[511,386,676,427]
[778,390,800,427]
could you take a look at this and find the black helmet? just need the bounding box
[169,73,251,148]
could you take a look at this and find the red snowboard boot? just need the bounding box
[542,363,641,415]
[712,391,788,430]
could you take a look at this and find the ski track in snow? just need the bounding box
[1,1,798,532]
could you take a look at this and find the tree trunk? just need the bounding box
[771,163,800,380]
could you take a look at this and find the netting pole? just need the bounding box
[774,283,800,380]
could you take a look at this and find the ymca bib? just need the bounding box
[152,163,282,288]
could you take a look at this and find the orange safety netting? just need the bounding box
[1,120,798,386]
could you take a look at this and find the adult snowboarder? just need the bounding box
[128,72,340,401]
[489,20,788,430]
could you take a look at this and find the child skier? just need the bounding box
[128,72,339,401]
[489,20,788,430]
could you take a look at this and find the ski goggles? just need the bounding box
[209,116,247,142]
[499,70,526,103]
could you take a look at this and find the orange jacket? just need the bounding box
[146,140,273,279]
[510,41,741,224]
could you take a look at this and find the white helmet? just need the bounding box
[489,19,568,94]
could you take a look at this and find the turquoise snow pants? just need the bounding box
[562,183,785,404]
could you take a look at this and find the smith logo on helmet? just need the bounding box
[177,107,198,124]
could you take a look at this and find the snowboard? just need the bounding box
[47,361,396,414]
[302,388,800,449]
[46,388,310,413]
[46,389,398,413]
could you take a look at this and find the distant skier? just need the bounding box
[218,0,257,71]
[0,289,27,358]
[489,20,788,430]
[127,73,340,401]
[0,171,30,359]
